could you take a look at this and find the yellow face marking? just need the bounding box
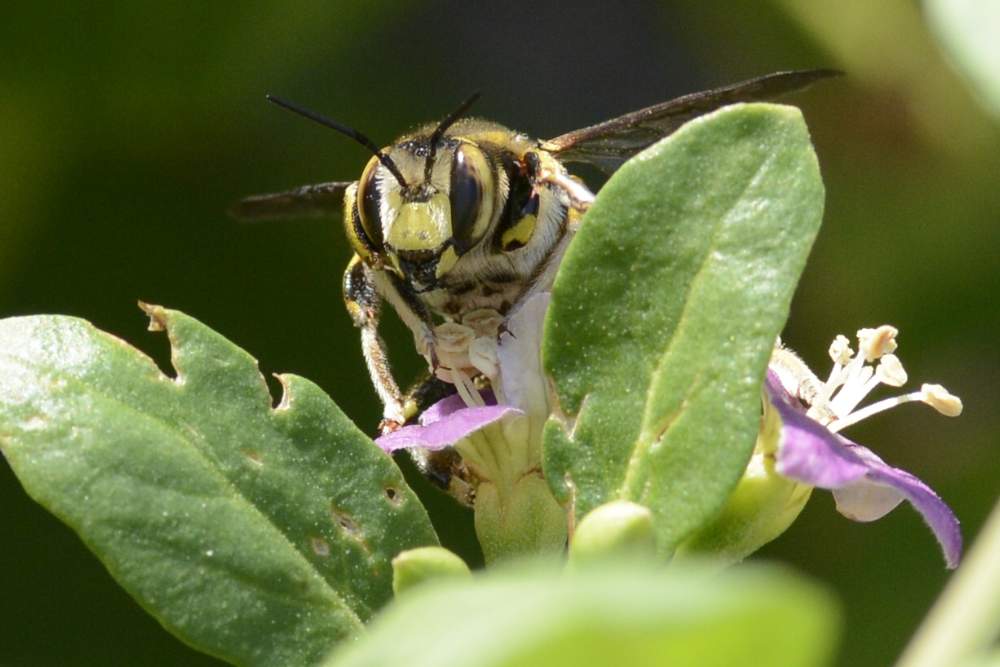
[386,194,451,251]
[435,245,459,279]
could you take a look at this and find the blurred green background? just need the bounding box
[1,2,996,665]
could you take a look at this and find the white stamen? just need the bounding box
[828,334,853,365]
[780,324,962,433]
[827,365,874,419]
[820,341,866,407]
[858,325,898,362]
[449,367,485,408]
[827,391,925,432]
[875,354,907,387]
[815,362,845,409]
[922,384,963,417]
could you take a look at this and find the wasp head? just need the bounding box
[356,131,501,290]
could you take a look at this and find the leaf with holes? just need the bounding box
[542,104,824,553]
[0,305,438,667]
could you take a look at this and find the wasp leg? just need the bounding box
[405,378,474,505]
[371,268,439,371]
[345,255,441,433]
[343,255,407,430]
[391,369,473,506]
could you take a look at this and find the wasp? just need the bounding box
[232,70,837,446]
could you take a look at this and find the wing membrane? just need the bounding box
[542,69,841,172]
[228,181,353,221]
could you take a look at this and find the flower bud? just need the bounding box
[391,546,471,596]
[569,501,656,565]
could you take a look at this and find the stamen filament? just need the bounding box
[839,369,883,418]
[829,365,874,418]
[815,363,845,407]
[450,368,485,408]
[828,391,925,432]
[779,327,961,447]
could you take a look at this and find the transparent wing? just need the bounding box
[541,69,841,172]
[227,181,353,221]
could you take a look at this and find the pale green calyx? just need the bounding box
[675,389,811,565]
[473,469,568,564]
[448,293,569,563]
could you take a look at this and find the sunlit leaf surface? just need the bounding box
[543,104,824,552]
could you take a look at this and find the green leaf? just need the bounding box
[323,560,840,667]
[0,305,438,667]
[926,0,1000,118]
[543,104,824,552]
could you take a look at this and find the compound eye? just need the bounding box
[356,156,385,250]
[449,143,492,252]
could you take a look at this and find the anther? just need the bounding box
[921,384,963,417]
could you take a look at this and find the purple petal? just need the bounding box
[764,372,869,488]
[418,393,467,425]
[832,445,962,569]
[764,372,962,569]
[418,392,491,426]
[375,401,520,453]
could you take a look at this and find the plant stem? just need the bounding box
[896,496,1000,667]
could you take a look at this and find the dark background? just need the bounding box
[1,2,996,665]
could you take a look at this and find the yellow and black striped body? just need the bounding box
[341,118,585,427]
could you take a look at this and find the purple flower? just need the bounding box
[374,293,567,562]
[376,393,520,453]
[768,326,963,568]
[377,297,965,571]
[375,292,551,460]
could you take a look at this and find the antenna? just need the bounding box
[266,94,408,188]
[425,92,482,180]
[428,91,481,149]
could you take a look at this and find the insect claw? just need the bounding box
[378,418,403,436]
